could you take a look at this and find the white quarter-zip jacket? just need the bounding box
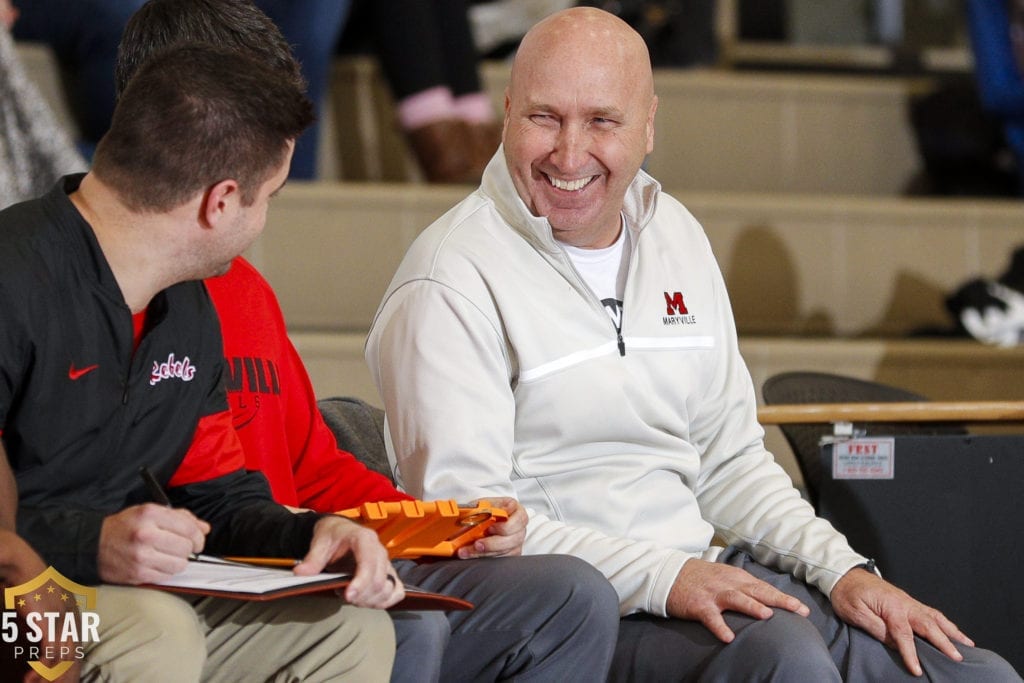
[366,151,867,616]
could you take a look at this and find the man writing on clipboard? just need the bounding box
[0,42,406,680]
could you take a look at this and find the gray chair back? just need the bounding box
[317,396,394,484]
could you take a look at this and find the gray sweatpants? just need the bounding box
[393,554,620,683]
[610,547,1020,682]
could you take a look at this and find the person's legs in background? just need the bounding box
[11,0,147,158]
[255,0,352,180]
[12,0,349,179]
[433,0,502,175]
[363,0,499,184]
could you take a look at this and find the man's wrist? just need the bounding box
[852,558,878,576]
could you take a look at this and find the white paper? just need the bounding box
[153,555,349,594]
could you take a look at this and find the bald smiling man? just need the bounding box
[368,7,1020,681]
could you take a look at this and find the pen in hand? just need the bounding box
[139,466,173,506]
[139,466,199,560]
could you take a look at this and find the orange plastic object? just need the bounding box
[336,499,509,559]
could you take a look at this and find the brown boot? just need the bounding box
[405,119,477,184]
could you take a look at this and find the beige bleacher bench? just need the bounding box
[326,56,936,195]
[20,44,941,196]
[256,182,1024,339]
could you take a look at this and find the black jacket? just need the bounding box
[0,176,319,583]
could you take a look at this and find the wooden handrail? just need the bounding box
[758,401,1024,425]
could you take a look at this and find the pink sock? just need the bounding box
[452,92,496,124]
[397,86,456,130]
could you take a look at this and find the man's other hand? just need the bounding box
[831,566,973,677]
[294,516,403,609]
[667,558,811,643]
[457,497,526,559]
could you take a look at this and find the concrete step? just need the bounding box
[254,182,1024,338]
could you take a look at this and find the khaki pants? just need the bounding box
[81,586,394,682]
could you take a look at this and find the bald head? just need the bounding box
[510,7,654,105]
[502,7,657,248]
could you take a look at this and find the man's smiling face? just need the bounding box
[502,11,657,248]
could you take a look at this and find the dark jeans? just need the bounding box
[12,0,349,179]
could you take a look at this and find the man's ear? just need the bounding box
[200,179,240,229]
[646,95,658,154]
[502,89,513,146]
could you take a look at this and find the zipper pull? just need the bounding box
[617,332,626,356]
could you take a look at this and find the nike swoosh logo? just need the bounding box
[69,363,99,380]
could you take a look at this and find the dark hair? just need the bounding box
[94,43,313,212]
[115,0,305,97]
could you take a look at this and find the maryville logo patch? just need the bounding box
[3,566,100,681]
[663,291,697,326]
[150,352,197,386]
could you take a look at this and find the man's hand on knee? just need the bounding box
[666,558,810,643]
[831,567,973,677]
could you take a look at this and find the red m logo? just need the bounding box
[664,291,688,315]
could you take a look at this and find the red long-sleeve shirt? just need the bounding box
[205,257,411,511]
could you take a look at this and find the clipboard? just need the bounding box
[144,555,472,610]
[336,499,509,559]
